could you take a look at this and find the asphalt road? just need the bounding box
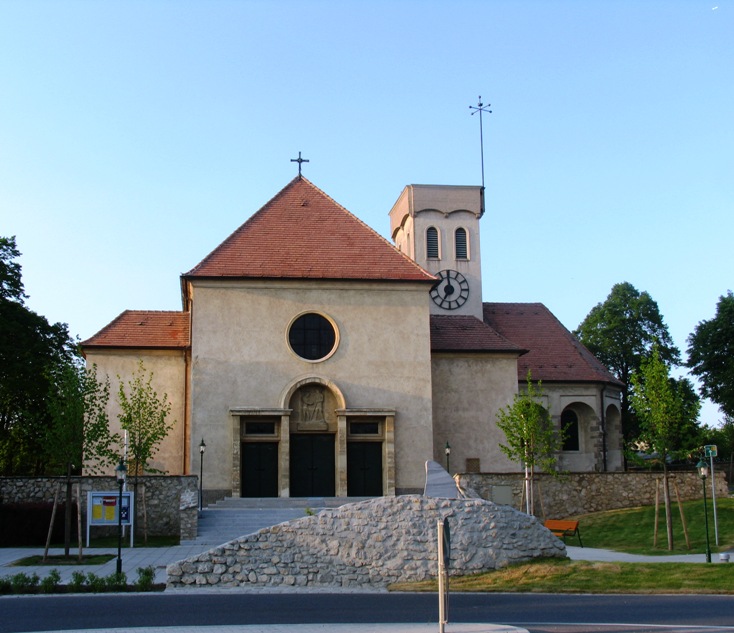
[2,592,734,633]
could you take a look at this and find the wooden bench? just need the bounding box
[544,519,583,547]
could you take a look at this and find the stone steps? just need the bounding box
[210,496,374,509]
[185,497,375,545]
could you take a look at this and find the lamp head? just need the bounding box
[445,441,451,456]
[696,459,709,479]
[199,438,206,455]
[115,459,127,485]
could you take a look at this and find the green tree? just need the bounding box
[117,361,174,478]
[629,343,701,550]
[46,361,118,556]
[46,362,118,475]
[496,373,563,515]
[687,291,734,420]
[574,282,680,444]
[0,236,78,475]
[117,360,174,542]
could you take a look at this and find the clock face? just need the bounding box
[430,269,470,310]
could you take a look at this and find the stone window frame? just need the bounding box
[286,311,340,363]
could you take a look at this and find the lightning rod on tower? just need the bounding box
[469,96,492,217]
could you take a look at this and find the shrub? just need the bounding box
[69,570,86,592]
[11,572,39,593]
[40,569,61,593]
[85,572,106,592]
[105,571,127,591]
[135,565,156,591]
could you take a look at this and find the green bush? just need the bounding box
[135,565,156,591]
[11,572,39,593]
[39,569,61,593]
[85,572,106,592]
[69,570,86,592]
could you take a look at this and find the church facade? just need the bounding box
[82,176,623,500]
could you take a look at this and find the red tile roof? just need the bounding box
[82,310,190,350]
[184,177,435,283]
[430,315,526,354]
[483,303,622,386]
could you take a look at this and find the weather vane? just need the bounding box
[469,96,492,190]
[291,151,309,177]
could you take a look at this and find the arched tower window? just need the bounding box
[426,227,439,259]
[455,228,468,259]
[561,409,580,451]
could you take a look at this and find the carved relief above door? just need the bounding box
[290,384,336,432]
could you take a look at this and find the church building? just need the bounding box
[82,175,624,501]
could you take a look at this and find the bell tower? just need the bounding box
[389,184,484,320]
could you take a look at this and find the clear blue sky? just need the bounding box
[1,1,731,425]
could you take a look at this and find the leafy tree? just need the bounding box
[629,343,701,550]
[45,361,118,557]
[117,360,174,477]
[574,282,680,443]
[496,373,563,515]
[117,360,174,542]
[687,291,734,419]
[0,236,78,475]
[46,362,118,475]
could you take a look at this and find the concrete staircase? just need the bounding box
[187,497,375,546]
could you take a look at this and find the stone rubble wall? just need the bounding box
[457,471,728,519]
[0,475,199,540]
[166,495,565,589]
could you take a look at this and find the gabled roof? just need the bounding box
[483,302,623,386]
[430,315,526,354]
[82,311,190,350]
[184,177,435,283]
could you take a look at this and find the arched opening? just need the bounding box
[561,408,580,451]
[426,226,440,258]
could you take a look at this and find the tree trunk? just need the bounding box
[663,464,674,551]
[64,462,72,557]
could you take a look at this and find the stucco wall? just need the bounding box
[85,349,187,476]
[431,353,518,474]
[189,279,434,494]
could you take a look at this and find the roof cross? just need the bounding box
[291,151,309,177]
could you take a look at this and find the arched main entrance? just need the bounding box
[231,377,396,498]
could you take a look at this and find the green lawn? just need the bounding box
[390,497,734,594]
[389,558,734,594]
[571,497,734,556]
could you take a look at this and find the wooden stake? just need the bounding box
[673,479,691,550]
[76,483,84,561]
[44,485,61,562]
[653,478,660,548]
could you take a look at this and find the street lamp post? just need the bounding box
[115,459,127,575]
[199,438,206,514]
[445,441,451,474]
[697,459,712,564]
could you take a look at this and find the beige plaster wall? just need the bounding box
[431,353,518,474]
[84,349,187,476]
[188,279,434,493]
[389,185,484,320]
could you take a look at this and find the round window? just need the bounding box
[288,312,338,361]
